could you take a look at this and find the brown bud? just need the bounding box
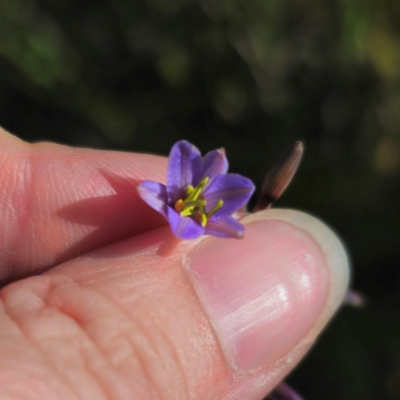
[254,141,304,211]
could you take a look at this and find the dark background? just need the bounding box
[0,0,399,399]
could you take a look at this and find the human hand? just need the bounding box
[0,128,349,400]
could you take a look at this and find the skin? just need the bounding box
[0,128,347,400]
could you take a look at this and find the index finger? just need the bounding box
[0,128,169,284]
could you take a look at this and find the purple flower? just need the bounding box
[138,140,255,239]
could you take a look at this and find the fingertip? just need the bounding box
[241,208,350,343]
[185,208,349,371]
[0,127,28,147]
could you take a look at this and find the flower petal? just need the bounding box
[203,173,255,219]
[167,140,201,204]
[204,215,244,238]
[167,207,205,239]
[193,148,229,186]
[137,181,168,218]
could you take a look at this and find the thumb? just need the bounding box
[1,209,349,399]
[180,209,349,399]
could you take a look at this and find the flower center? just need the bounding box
[174,177,224,227]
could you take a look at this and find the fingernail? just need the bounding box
[185,209,349,371]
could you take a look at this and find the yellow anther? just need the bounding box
[206,199,224,219]
[200,177,209,185]
[180,207,195,217]
[187,177,209,201]
[182,200,206,209]
[174,199,184,213]
[180,199,206,217]
[178,178,212,225]
[200,213,207,227]
[194,212,208,227]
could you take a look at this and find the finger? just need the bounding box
[0,209,349,399]
[0,128,169,284]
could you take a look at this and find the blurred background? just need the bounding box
[0,0,399,398]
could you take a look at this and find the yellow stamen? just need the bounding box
[174,199,184,212]
[186,177,209,202]
[200,213,207,227]
[194,212,208,227]
[180,207,195,217]
[207,200,224,219]
[182,200,206,209]
[179,200,206,217]
[175,177,218,228]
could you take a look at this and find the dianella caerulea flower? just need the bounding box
[138,140,255,239]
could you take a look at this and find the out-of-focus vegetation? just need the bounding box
[1,0,400,399]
